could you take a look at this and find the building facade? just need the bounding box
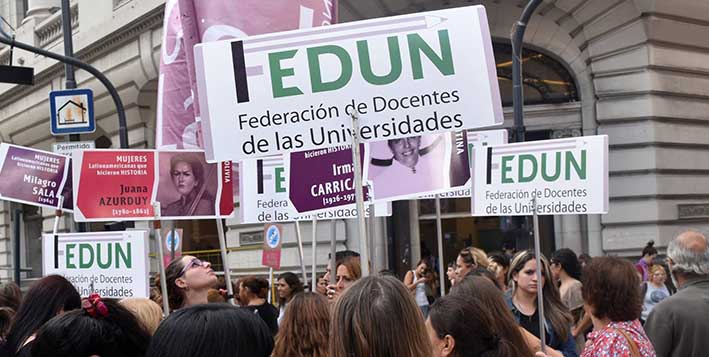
[0,0,708,283]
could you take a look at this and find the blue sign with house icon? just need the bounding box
[49,88,95,135]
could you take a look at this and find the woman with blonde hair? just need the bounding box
[330,275,432,357]
[273,292,330,357]
[119,298,164,335]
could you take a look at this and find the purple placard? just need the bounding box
[289,145,367,213]
[0,144,73,210]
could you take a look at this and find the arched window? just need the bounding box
[494,42,578,106]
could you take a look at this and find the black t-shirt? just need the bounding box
[241,303,279,336]
[518,308,550,343]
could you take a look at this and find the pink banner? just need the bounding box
[156,0,337,150]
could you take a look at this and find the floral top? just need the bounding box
[581,320,656,357]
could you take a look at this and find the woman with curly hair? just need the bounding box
[272,293,330,357]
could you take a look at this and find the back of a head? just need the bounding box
[582,256,641,322]
[468,268,498,287]
[241,276,270,299]
[0,282,21,311]
[470,247,490,269]
[32,298,151,357]
[119,298,164,335]
[667,231,709,277]
[450,276,532,356]
[487,252,510,269]
[334,250,360,266]
[551,248,582,280]
[147,304,273,357]
[330,275,431,357]
[642,240,658,257]
[273,292,330,357]
[429,295,521,357]
[6,275,81,353]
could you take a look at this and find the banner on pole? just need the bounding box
[419,129,507,199]
[287,144,369,214]
[194,5,502,162]
[240,156,390,223]
[261,223,283,270]
[0,143,73,211]
[42,230,150,298]
[471,135,608,216]
[364,131,469,202]
[156,0,337,150]
[72,150,233,222]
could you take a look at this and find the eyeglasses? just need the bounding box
[178,258,204,278]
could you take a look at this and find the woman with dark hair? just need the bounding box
[1,275,81,357]
[162,154,214,217]
[446,261,457,287]
[162,256,217,311]
[147,304,273,357]
[581,257,655,356]
[239,277,278,335]
[272,293,330,357]
[507,251,577,357]
[327,256,361,301]
[428,295,526,357]
[454,247,478,281]
[636,241,658,282]
[448,276,533,356]
[31,294,150,357]
[404,258,432,317]
[488,252,510,289]
[578,254,592,269]
[467,268,499,289]
[276,272,303,326]
[550,249,588,352]
[330,276,432,357]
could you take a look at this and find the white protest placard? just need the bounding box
[471,135,608,216]
[417,129,507,199]
[42,231,150,298]
[239,157,390,223]
[195,5,502,162]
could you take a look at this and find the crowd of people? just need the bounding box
[0,230,705,356]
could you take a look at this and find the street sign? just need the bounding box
[52,141,96,156]
[471,135,608,216]
[42,230,150,298]
[194,5,502,162]
[162,228,184,267]
[262,223,283,269]
[49,88,96,135]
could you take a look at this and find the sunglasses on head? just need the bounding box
[178,258,204,278]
